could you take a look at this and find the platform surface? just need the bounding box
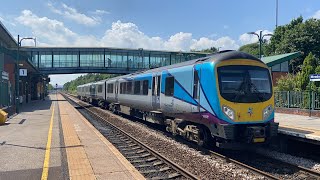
[0,93,144,180]
[275,113,320,142]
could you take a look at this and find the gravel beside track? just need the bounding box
[254,148,320,172]
[64,94,266,180]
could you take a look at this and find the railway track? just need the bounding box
[63,92,320,179]
[62,93,198,180]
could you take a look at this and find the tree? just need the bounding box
[238,43,260,57]
[63,73,117,93]
[191,47,218,54]
[48,84,54,90]
[297,53,318,90]
[265,16,320,72]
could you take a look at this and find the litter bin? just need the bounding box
[0,109,8,125]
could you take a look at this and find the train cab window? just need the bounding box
[165,76,174,96]
[193,70,199,99]
[134,81,141,95]
[143,80,148,95]
[98,85,103,93]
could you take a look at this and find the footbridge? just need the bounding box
[22,47,207,74]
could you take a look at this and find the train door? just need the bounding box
[115,80,119,102]
[192,65,201,112]
[152,74,161,110]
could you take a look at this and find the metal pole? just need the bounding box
[309,83,312,117]
[276,0,278,28]
[259,31,262,59]
[16,35,20,113]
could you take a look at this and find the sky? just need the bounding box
[1,0,320,86]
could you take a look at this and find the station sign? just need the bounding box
[310,74,320,81]
[19,69,27,76]
[1,71,9,80]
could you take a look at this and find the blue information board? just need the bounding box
[310,74,320,81]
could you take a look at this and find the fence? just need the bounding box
[275,91,320,110]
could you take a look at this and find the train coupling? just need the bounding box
[246,126,266,143]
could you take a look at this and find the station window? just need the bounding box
[143,80,148,95]
[165,76,174,96]
[98,85,103,93]
[134,81,141,95]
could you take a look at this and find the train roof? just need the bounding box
[106,50,262,79]
[76,50,262,87]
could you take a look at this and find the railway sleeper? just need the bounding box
[126,153,152,159]
[123,150,146,155]
[130,157,157,163]
[140,166,171,174]
[121,146,141,151]
[135,161,164,168]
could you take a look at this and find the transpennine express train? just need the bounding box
[77,50,278,148]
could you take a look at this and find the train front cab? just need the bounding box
[213,59,279,149]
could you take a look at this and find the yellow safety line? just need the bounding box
[41,101,55,180]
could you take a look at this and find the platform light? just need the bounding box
[246,31,273,59]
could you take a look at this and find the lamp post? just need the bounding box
[247,31,273,59]
[16,35,37,113]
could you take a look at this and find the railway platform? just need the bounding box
[275,113,320,144]
[0,93,144,180]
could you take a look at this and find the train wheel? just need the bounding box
[197,126,209,147]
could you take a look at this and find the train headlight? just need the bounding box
[222,105,235,121]
[263,105,273,120]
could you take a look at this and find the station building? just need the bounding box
[0,22,48,115]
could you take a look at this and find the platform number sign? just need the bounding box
[19,69,27,76]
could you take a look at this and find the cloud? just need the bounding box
[16,10,77,46]
[48,2,101,26]
[91,9,110,15]
[101,21,239,51]
[238,30,273,45]
[312,10,320,19]
[16,10,272,85]
[15,10,244,51]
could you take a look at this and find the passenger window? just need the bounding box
[134,81,141,95]
[98,85,103,93]
[157,76,161,96]
[165,76,174,96]
[110,84,114,93]
[120,83,124,94]
[143,80,148,95]
[152,77,155,95]
[127,82,132,94]
[193,70,199,99]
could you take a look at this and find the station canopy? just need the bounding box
[261,52,302,67]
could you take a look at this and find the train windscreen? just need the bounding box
[217,65,272,103]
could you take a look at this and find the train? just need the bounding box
[77,50,278,148]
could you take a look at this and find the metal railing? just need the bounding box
[275,91,320,110]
